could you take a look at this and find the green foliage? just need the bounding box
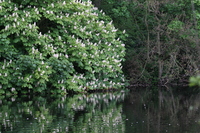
[0,0,126,94]
[194,0,200,5]
[168,20,184,32]
[189,75,200,87]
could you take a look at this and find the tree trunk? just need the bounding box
[191,1,200,63]
[157,27,162,81]
[145,0,150,61]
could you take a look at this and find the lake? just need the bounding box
[0,86,200,133]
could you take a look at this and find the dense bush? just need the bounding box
[0,0,126,94]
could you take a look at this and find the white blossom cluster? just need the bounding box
[0,59,12,78]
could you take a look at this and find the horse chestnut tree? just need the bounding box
[0,0,126,94]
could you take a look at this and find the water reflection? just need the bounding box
[0,91,127,133]
[124,87,200,133]
[0,87,200,133]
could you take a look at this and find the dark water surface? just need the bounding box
[0,87,200,133]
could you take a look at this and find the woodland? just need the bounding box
[91,0,200,86]
[0,0,200,94]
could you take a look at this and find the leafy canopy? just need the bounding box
[0,0,126,94]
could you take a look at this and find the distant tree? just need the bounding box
[93,0,200,85]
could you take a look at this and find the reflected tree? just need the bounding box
[0,91,127,132]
